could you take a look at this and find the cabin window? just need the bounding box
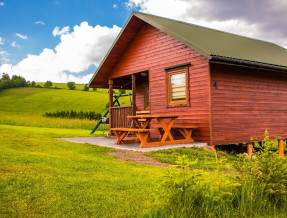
[166,65,189,107]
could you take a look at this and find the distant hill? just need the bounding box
[0,87,131,130]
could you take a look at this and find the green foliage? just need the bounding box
[83,84,89,91]
[119,89,126,94]
[44,80,53,88]
[0,73,27,91]
[43,110,102,120]
[153,136,287,217]
[153,154,240,217]
[105,102,109,109]
[67,81,76,90]
[93,88,97,91]
[235,130,287,207]
[31,81,36,87]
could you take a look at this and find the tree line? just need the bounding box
[0,73,28,91]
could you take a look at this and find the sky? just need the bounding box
[0,0,287,83]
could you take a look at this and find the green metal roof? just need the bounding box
[135,12,287,68]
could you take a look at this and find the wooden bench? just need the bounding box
[111,128,154,146]
[158,126,198,143]
[172,126,198,143]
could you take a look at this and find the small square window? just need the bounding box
[166,65,189,107]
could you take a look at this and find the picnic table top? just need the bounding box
[127,114,182,119]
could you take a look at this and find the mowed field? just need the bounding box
[0,86,164,216]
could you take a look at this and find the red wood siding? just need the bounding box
[211,63,287,145]
[109,24,211,143]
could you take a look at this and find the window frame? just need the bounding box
[166,64,190,107]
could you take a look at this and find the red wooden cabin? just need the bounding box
[89,12,287,146]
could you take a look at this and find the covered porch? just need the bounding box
[108,71,150,135]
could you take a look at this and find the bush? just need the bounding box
[67,82,76,90]
[83,84,89,91]
[119,89,126,94]
[234,130,287,208]
[43,110,102,120]
[44,80,53,88]
[153,132,287,217]
[93,88,97,92]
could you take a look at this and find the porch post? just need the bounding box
[132,74,136,115]
[109,79,113,136]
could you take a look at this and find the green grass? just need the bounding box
[147,147,238,170]
[0,87,131,129]
[0,124,164,217]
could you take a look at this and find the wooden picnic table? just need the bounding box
[111,114,198,148]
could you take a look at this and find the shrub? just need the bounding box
[67,82,76,90]
[44,80,53,88]
[119,89,126,94]
[153,133,287,217]
[43,110,102,120]
[234,130,287,207]
[83,84,89,91]
[93,88,97,92]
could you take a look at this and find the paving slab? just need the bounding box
[59,137,207,152]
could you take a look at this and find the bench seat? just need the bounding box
[111,128,154,146]
[158,126,198,143]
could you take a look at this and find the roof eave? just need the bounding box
[209,55,287,72]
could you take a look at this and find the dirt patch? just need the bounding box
[108,150,170,167]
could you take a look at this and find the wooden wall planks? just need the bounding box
[211,63,287,145]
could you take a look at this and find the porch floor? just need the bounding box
[59,137,207,152]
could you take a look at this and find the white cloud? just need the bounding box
[15,33,28,39]
[0,37,3,45]
[11,41,17,47]
[52,26,70,36]
[34,20,45,25]
[0,2,4,6]
[0,51,10,64]
[126,0,287,48]
[113,4,117,8]
[0,22,121,83]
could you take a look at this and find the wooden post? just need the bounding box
[209,145,215,151]
[239,143,244,152]
[279,139,284,157]
[247,143,253,156]
[132,74,136,116]
[109,79,113,136]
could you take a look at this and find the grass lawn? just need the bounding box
[0,124,164,217]
[147,147,239,171]
[0,87,131,130]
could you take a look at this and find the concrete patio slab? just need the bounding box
[59,137,207,152]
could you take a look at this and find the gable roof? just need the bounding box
[89,11,287,87]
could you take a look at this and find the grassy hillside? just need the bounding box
[0,87,131,129]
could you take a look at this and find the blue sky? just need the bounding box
[0,0,286,83]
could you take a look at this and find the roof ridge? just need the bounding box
[134,11,281,48]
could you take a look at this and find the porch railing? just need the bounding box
[110,106,132,128]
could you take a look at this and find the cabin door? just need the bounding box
[136,72,150,111]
